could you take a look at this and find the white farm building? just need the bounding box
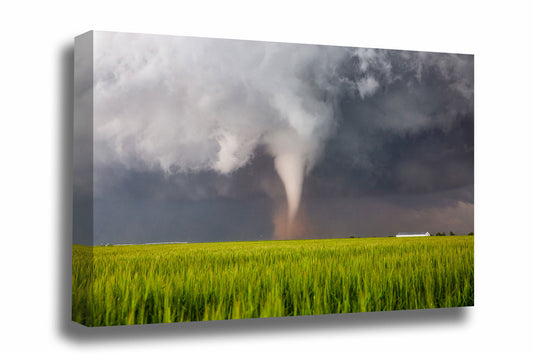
[396,232,430,237]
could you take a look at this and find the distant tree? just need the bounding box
[449,231,455,236]
[468,232,474,236]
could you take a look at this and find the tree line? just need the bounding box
[433,231,474,236]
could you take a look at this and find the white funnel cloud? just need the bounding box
[274,153,305,225]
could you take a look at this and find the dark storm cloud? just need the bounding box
[82,32,474,244]
[305,49,473,197]
[296,49,474,237]
[307,116,474,198]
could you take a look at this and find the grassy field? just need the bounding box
[72,236,474,326]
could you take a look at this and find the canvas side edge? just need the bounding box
[72,31,95,327]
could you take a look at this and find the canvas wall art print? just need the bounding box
[73,31,474,327]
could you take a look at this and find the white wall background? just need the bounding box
[1,1,531,353]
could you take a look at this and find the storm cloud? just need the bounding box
[78,31,474,245]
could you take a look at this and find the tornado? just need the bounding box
[274,153,305,226]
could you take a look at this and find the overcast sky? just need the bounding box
[74,31,473,245]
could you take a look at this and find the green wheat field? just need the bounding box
[72,236,474,326]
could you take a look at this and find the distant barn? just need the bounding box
[395,232,430,237]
